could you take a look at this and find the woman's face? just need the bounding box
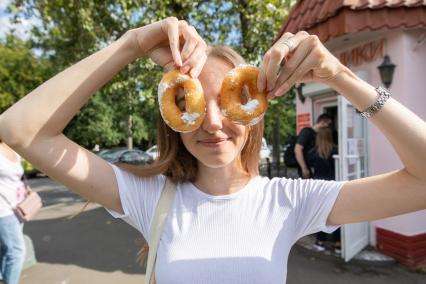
[180,56,248,169]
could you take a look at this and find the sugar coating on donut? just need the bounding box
[248,116,263,126]
[236,63,256,69]
[240,99,259,114]
[181,112,200,125]
[176,75,188,84]
[158,82,170,102]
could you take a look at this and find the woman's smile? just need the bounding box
[197,137,231,148]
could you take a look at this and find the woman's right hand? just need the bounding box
[129,17,207,78]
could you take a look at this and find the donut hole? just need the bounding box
[240,84,250,105]
[176,87,186,112]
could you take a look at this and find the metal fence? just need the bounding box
[259,158,299,179]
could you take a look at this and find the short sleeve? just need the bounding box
[105,164,166,240]
[296,127,313,147]
[280,178,345,242]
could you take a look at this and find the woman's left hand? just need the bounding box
[257,31,346,99]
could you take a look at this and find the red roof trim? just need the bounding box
[278,1,426,42]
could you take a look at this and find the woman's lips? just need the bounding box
[198,138,230,147]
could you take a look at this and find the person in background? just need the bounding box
[306,127,341,253]
[0,140,26,284]
[294,114,332,178]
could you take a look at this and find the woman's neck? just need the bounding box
[194,162,252,196]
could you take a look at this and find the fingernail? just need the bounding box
[267,91,274,100]
[181,65,190,73]
[175,57,182,67]
[190,68,198,78]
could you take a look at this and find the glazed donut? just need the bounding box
[220,65,267,125]
[158,70,206,132]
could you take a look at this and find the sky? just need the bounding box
[0,0,40,41]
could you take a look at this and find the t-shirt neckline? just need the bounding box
[188,175,260,200]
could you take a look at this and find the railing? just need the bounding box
[259,157,299,179]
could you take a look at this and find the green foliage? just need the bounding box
[7,0,297,148]
[0,35,51,113]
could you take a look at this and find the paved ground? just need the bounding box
[19,177,425,284]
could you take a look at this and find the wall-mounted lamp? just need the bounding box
[377,55,396,88]
[296,83,306,103]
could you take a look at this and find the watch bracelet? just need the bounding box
[356,86,391,118]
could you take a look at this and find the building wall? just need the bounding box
[298,29,426,236]
[372,29,426,236]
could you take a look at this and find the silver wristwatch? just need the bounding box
[357,86,391,118]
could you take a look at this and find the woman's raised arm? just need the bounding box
[258,31,426,225]
[0,17,207,213]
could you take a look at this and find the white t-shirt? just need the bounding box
[106,164,345,284]
[0,153,26,218]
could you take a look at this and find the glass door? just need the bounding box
[335,95,370,262]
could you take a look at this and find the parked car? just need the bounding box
[98,148,153,165]
[260,138,272,164]
[146,145,159,160]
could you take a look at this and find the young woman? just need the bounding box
[306,127,340,253]
[0,141,26,284]
[0,17,425,283]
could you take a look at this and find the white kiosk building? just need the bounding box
[278,0,426,268]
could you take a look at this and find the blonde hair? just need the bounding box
[315,127,334,159]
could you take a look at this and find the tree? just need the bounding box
[8,0,297,149]
[0,34,51,113]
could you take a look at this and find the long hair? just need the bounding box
[118,46,265,267]
[117,46,264,183]
[315,127,334,159]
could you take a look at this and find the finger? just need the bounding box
[165,17,182,67]
[270,35,312,95]
[180,25,199,66]
[257,53,270,92]
[265,33,294,92]
[181,34,206,75]
[189,52,207,78]
[265,31,309,93]
[182,42,207,78]
[272,51,317,98]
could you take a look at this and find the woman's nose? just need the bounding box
[202,101,223,133]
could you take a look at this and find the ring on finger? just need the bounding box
[281,38,295,53]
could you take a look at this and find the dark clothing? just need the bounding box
[316,229,341,243]
[306,146,338,180]
[296,127,316,156]
[306,145,341,246]
[295,127,316,177]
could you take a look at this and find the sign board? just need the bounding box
[338,39,385,67]
[297,113,311,134]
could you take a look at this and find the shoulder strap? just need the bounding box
[144,177,176,284]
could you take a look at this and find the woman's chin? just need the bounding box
[198,156,238,169]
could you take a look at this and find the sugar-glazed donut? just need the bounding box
[158,70,206,132]
[220,65,267,125]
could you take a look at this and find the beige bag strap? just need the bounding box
[145,177,176,284]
